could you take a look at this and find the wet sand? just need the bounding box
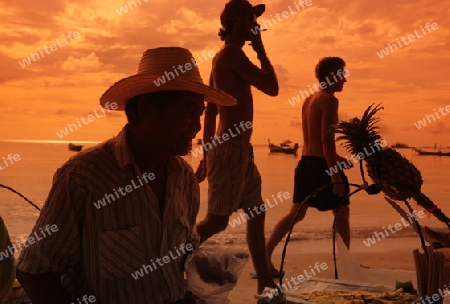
[228,237,427,303]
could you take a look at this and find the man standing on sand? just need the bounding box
[194,0,279,295]
[266,57,351,273]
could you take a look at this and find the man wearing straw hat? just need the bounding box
[16,47,236,304]
[195,0,280,296]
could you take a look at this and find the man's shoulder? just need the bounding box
[62,140,115,173]
[217,44,247,60]
[172,156,195,176]
[311,92,338,107]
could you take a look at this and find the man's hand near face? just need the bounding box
[195,159,207,183]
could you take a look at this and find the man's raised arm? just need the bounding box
[194,73,219,182]
[194,102,217,182]
[229,33,278,96]
[251,31,278,96]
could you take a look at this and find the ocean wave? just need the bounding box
[203,226,425,245]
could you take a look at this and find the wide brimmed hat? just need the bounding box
[100,47,237,110]
[220,0,265,27]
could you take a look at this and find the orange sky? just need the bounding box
[1,0,449,147]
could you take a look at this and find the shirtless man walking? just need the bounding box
[195,0,279,294]
[266,57,351,273]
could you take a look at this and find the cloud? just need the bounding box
[61,53,105,71]
[0,0,449,146]
[425,121,450,135]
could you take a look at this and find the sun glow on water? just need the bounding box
[0,139,101,144]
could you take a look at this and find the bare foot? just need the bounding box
[256,287,286,303]
[257,281,278,295]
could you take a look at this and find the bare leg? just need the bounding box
[196,213,229,243]
[246,210,277,293]
[266,203,308,272]
[333,205,350,248]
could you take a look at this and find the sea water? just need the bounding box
[0,141,449,252]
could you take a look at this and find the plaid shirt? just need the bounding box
[17,126,200,304]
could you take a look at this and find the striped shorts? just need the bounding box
[206,140,264,216]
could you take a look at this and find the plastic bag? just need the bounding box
[185,246,249,304]
[336,234,416,289]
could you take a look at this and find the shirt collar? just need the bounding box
[111,125,136,169]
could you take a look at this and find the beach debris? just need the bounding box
[185,247,249,303]
[293,288,419,303]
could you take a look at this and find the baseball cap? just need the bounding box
[220,0,265,27]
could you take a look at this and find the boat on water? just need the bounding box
[392,142,409,148]
[412,147,450,156]
[68,143,83,152]
[268,139,299,155]
[279,140,292,147]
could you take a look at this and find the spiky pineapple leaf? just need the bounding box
[336,103,384,155]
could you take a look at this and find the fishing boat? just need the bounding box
[391,142,409,148]
[68,143,83,152]
[412,147,450,156]
[279,140,292,147]
[268,139,299,155]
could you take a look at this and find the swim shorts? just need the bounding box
[293,156,350,211]
[206,140,264,216]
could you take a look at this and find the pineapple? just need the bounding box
[336,104,450,229]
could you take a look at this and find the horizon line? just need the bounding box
[0,139,447,149]
[0,139,102,144]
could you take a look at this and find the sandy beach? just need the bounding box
[227,237,425,303]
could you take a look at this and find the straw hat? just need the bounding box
[100,47,237,110]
